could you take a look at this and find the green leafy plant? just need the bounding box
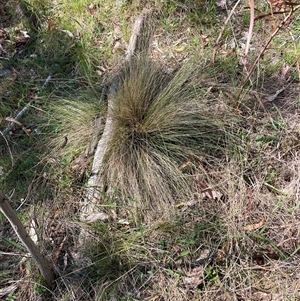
[6,293,18,301]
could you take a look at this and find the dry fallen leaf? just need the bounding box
[266,87,285,102]
[82,212,109,223]
[252,291,283,301]
[5,116,23,127]
[183,266,204,288]
[244,217,265,231]
[178,158,192,171]
[195,180,214,199]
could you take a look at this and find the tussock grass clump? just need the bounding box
[48,96,102,155]
[42,94,104,188]
[102,56,234,215]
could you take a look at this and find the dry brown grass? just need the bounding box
[99,55,234,220]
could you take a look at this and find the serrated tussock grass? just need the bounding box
[49,97,101,153]
[101,56,235,218]
[42,95,104,186]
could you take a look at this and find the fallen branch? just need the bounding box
[0,189,55,287]
[81,12,150,221]
[126,14,146,61]
[81,88,115,220]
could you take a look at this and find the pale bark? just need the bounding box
[81,90,115,220]
[0,190,55,287]
[126,14,144,61]
[81,12,150,221]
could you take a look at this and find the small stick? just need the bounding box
[243,0,255,70]
[238,5,300,99]
[3,73,54,135]
[212,0,242,63]
[2,101,33,135]
[0,130,14,166]
[0,190,55,287]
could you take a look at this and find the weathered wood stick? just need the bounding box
[0,190,55,287]
[82,12,150,221]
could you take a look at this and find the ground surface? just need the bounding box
[1,0,300,300]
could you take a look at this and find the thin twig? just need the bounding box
[243,0,255,70]
[2,101,33,135]
[0,130,14,166]
[212,0,242,63]
[237,4,300,99]
[3,72,54,135]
